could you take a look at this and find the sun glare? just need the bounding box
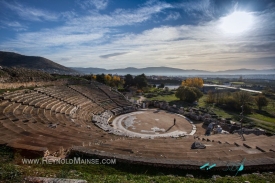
[219,11,253,34]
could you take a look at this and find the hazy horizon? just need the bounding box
[71,66,275,71]
[1,0,275,71]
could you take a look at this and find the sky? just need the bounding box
[0,0,275,71]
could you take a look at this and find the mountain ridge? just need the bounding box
[0,51,78,75]
[71,67,275,75]
[0,51,273,75]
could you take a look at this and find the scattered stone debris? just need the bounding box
[186,174,194,178]
[25,177,87,183]
[191,141,206,149]
[212,175,222,180]
[69,170,77,174]
[252,172,261,176]
[48,123,57,128]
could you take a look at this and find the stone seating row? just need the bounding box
[112,97,132,107]
[69,85,109,103]
[197,133,275,153]
[100,100,120,110]
[79,137,253,161]
[0,86,127,154]
[2,101,112,152]
[69,84,133,112]
[34,86,90,106]
[0,118,83,153]
[97,85,121,99]
[0,90,29,100]
[1,98,84,130]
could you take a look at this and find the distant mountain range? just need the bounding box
[0,51,78,75]
[71,67,275,75]
[0,51,273,76]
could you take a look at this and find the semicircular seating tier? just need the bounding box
[0,83,274,169]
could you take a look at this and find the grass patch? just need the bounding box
[230,82,245,85]
[248,113,275,123]
[132,96,140,100]
[146,92,275,132]
[148,94,178,102]
[0,88,21,94]
[2,160,275,183]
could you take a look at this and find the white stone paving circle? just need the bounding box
[112,109,196,138]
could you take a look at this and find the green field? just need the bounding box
[144,92,275,133]
[148,94,178,102]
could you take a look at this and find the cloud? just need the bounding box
[177,0,215,20]
[69,1,172,28]
[1,1,58,21]
[60,11,78,20]
[1,0,275,71]
[7,30,107,48]
[100,52,128,58]
[0,21,28,31]
[76,0,108,10]
[0,0,172,55]
[164,12,181,21]
[166,57,179,60]
[60,57,72,61]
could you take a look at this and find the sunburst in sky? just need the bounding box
[0,0,275,71]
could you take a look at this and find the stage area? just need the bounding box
[112,109,195,138]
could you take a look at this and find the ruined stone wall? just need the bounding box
[0,79,68,89]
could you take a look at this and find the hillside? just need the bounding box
[0,67,54,83]
[0,51,78,75]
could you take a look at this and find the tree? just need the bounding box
[234,91,252,105]
[233,91,252,112]
[104,74,112,85]
[254,94,268,111]
[223,96,238,110]
[91,75,96,80]
[112,75,121,87]
[206,90,215,103]
[181,77,203,88]
[96,74,105,84]
[124,74,134,87]
[175,86,203,103]
[158,83,165,88]
[134,73,148,89]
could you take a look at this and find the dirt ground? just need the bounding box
[121,109,193,134]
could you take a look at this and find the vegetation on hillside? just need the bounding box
[92,73,124,87]
[0,67,54,82]
[123,73,148,89]
[134,76,275,133]
[181,77,204,88]
[254,94,269,110]
[175,86,203,103]
[0,51,78,74]
[91,73,149,89]
[174,77,204,103]
[206,90,253,113]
